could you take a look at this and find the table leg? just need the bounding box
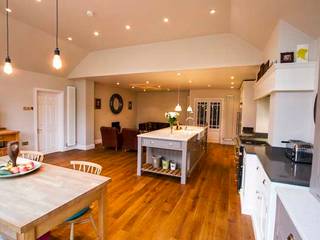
[17,228,35,240]
[137,137,142,176]
[98,187,107,240]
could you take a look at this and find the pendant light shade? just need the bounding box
[52,0,62,70]
[187,105,193,113]
[3,0,13,75]
[175,104,182,112]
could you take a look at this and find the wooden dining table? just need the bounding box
[0,156,111,240]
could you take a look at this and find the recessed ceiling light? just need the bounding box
[231,82,234,85]
[131,86,135,89]
[230,76,235,80]
[231,86,235,89]
[67,37,73,41]
[158,85,161,88]
[36,0,42,2]
[116,82,120,86]
[125,25,131,30]
[210,9,216,15]
[5,8,12,13]
[144,89,146,92]
[146,81,150,84]
[93,31,100,36]
[86,10,94,17]
[208,84,211,87]
[163,18,169,23]
[177,72,181,76]
[188,80,192,83]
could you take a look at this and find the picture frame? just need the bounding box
[280,52,294,63]
[296,44,309,63]
[128,101,133,110]
[95,98,101,109]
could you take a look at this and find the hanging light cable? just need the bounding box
[52,0,62,69]
[175,85,182,112]
[3,0,13,75]
[187,80,193,113]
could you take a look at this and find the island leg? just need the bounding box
[17,228,35,240]
[98,187,107,240]
[137,137,142,176]
[181,142,187,184]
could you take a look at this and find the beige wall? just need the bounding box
[94,83,137,141]
[0,68,73,150]
[136,91,189,125]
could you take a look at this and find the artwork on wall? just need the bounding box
[296,44,309,63]
[95,98,101,109]
[109,94,124,114]
[280,52,294,63]
[128,101,133,110]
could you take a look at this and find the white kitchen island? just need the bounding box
[137,126,207,184]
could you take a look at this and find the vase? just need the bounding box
[170,124,173,134]
[7,141,19,167]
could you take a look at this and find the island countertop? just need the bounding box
[137,126,207,142]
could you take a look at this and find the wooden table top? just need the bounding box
[0,156,111,233]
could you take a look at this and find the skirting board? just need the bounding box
[76,144,95,151]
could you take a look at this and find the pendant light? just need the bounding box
[52,0,62,70]
[175,86,182,112]
[3,0,13,75]
[187,80,193,113]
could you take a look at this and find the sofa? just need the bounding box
[138,122,170,132]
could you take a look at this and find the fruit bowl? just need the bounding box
[0,158,42,178]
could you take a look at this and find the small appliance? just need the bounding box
[284,140,313,164]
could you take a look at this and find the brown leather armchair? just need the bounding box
[100,127,122,151]
[122,128,139,151]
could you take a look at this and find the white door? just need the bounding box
[37,91,60,154]
[195,99,222,143]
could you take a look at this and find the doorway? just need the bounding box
[195,98,223,143]
[34,89,64,154]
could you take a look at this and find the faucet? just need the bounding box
[185,117,194,130]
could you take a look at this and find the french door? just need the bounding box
[195,99,223,143]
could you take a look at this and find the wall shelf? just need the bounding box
[142,163,181,178]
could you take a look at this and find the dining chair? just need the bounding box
[67,161,103,240]
[20,151,44,162]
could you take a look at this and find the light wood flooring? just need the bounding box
[45,143,254,240]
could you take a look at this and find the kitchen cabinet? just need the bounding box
[240,80,256,131]
[241,152,307,240]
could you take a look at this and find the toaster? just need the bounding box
[284,140,313,164]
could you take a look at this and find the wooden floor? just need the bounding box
[46,143,254,240]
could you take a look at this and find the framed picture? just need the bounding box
[280,52,294,63]
[95,98,101,109]
[296,44,309,63]
[128,101,132,110]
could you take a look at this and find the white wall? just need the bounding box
[255,96,270,133]
[94,83,137,142]
[0,68,73,150]
[69,34,263,78]
[240,81,256,129]
[268,92,315,147]
[136,91,188,125]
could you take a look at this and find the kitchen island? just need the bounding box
[137,126,207,184]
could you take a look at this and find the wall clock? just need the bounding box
[109,94,123,114]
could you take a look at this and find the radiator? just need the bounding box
[66,86,76,147]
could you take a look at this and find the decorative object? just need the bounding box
[162,159,169,170]
[52,0,62,70]
[170,161,177,171]
[128,101,132,110]
[0,158,42,178]
[109,93,124,114]
[165,112,179,134]
[3,0,13,75]
[152,155,161,169]
[95,98,101,109]
[280,52,294,63]
[7,141,19,167]
[296,44,309,63]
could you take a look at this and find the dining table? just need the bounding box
[0,156,111,240]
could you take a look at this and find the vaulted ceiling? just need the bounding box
[0,0,319,77]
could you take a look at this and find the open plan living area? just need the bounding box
[1,0,320,239]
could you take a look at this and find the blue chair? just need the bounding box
[66,161,103,240]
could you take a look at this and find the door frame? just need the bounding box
[194,98,225,143]
[33,88,64,153]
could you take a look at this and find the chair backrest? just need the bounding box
[20,151,44,162]
[70,161,102,175]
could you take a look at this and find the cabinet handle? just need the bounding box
[287,233,295,240]
[256,166,259,170]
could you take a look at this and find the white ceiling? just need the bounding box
[91,65,258,91]
[1,0,319,51]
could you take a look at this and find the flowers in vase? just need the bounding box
[165,112,179,125]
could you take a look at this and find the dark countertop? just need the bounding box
[244,145,312,187]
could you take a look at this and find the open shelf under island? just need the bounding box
[137,126,207,184]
